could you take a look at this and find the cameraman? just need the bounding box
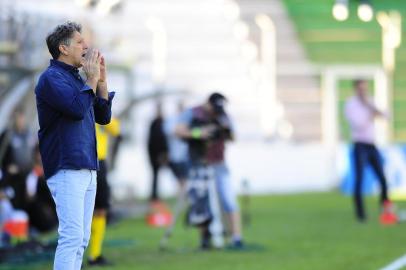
[175,92,243,249]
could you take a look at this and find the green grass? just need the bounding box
[283,0,406,142]
[2,192,406,270]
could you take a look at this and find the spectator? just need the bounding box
[88,117,121,267]
[175,92,244,249]
[147,102,168,202]
[344,79,397,224]
[164,101,189,190]
[0,108,36,210]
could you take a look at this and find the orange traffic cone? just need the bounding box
[145,201,173,227]
[380,200,398,225]
[3,211,29,243]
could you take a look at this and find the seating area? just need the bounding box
[0,9,55,133]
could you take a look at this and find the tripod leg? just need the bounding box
[207,166,224,248]
[159,184,187,250]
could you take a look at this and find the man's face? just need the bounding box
[63,31,88,68]
[356,81,368,98]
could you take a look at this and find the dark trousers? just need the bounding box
[353,142,388,220]
[4,172,28,210]
[149,160,161,201]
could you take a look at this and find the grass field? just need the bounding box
[2,192,406,270]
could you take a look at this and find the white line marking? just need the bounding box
[380,254,406,270]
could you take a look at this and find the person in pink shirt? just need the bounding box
[345,79,396,224]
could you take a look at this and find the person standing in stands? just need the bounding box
[147,102,168,202]
[35,22,114,270]
[0,108,36,210]
[345,79,396,224]
[88,117,120,267]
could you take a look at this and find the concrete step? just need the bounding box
[277,63,319,76]
[284,105,321,117]
[287,125,321,140]
[278,89,320,104]
[139,59,247,76]
[277,75,319,90]
[290,129,322,142]
[237,0,286,15]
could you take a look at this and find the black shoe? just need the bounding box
[88,256,113,267]
[199,236,213,250]
[356,215,367,223]
[200,242,212,251]
[199,228,212,251]
[226,240,245,250]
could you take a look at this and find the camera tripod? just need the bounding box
[159,164,224,250]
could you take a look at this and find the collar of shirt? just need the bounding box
[50,59,80,74]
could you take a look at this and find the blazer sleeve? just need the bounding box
[93,92,115,125]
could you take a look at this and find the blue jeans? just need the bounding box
[353,142,388,220]
[47,169,97,270]
[212,163,238,213]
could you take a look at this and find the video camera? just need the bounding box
[189,112,232,142]
[210,113,232,141]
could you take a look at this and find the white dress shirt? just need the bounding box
[345,96,376,144]
[164,114,189,163]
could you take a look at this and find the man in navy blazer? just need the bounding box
[35,21,114,270]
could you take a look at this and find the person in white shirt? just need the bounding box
[164,102,189,188]
[345,79,395,223]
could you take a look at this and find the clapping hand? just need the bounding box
[82,48,101,92]
[99,55,106,83]
[97,54,108,100]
